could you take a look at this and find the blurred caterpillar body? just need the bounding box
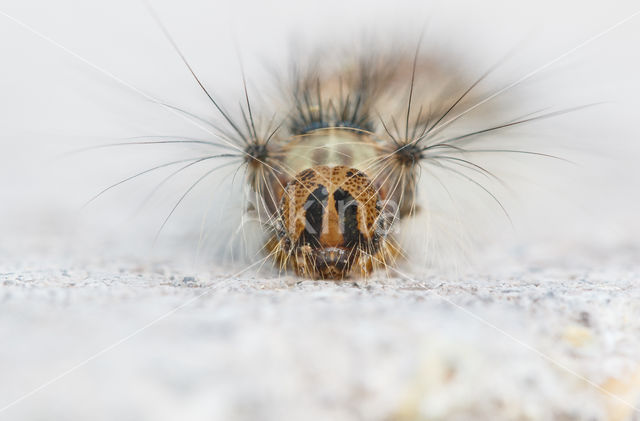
[118,12,597,280]
[242,50,491,279]
[8,4,631,280]
[160,40,552,280]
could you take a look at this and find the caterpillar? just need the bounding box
[94,10,620,280]
[3,1,635,281]
[133,22,512,279]
[148,29,594,281]
[135,16,594,280]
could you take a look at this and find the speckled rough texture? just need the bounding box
[1,238,640,421]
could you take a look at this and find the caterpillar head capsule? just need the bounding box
[275,165,391,279]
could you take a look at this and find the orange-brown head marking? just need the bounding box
[276,165,388,279]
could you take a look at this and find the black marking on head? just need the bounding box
[298,168,316,182]
[299,185,328,247]
[345,169,367,180]
[333,188,363,248]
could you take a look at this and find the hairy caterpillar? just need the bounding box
[122,13,591,280]
[2,1,637,280]
[96,23,527,280]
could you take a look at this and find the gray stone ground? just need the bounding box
[1,236,640,421]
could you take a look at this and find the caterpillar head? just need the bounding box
[274,165,393,279]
